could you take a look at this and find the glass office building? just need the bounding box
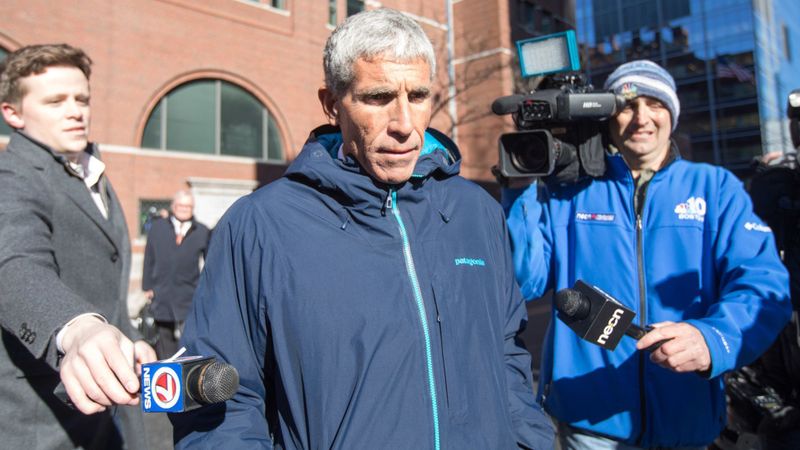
[752,0,800,156]
[575,0,800,170]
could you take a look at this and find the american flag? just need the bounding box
[716,56,755,83]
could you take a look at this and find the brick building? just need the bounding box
[0,0,572,310]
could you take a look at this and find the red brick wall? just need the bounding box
[453,0,517,181]
[2,0,332,154]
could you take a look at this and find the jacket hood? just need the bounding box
[284,125,461,202]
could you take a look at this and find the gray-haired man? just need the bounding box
[172,8,553,449]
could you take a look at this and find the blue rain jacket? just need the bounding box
[505,152,791,447]
[171,126,554,449]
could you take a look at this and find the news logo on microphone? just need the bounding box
[141,354,239,413]
[142,356,203,413]
[556,280,636,350]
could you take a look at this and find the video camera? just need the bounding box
[493,31,625,182]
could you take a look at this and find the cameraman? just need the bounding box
[504,60,791,449]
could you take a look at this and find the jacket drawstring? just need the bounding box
[336,207,350,230]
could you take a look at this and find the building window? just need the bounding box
[539,10,554,34]
[328,0,337,26]
[244,0,286,9]
[518,1,536,34]
[0,48,10,137]
[783,24,792,62]
[142,79,284,161]
[346,0,364,17]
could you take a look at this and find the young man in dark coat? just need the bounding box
[0,43,156,449]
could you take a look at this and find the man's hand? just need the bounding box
[59,316,152,414]
[133,340,157,374]
[636,321,711,373]
[143,289,154,301]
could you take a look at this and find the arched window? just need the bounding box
[142,79,283,161]
[0,48,11,136]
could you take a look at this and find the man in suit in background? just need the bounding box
[0,43,156,449]
[143,189,210,359]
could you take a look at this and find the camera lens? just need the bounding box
[501,131,551,175]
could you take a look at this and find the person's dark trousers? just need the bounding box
[154,321,182,359]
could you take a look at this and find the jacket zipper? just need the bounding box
[386,188,441,450]
[634,178,650,446]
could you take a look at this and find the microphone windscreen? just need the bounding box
[491,95,524,115]
[199,361,239,404]
[554,288,590,320]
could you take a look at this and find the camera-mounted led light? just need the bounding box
[516,30,580,78]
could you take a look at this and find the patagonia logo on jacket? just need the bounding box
[674,196,706,222]
[455,257,486,267]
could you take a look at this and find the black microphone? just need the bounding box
[555,280,667,351]
[141,355,239,412]
[491,95,524,115]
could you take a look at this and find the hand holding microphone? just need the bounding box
[555,281,711,374]
[554,281,669,351]
[58,316,157,414]
[55,330,236,414]
[635,322,711,374]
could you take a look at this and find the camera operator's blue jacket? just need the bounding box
[171,126,554,450]
[504,151,791,447]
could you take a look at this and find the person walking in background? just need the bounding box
[0,43,155,449]
[142,189,210,359]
